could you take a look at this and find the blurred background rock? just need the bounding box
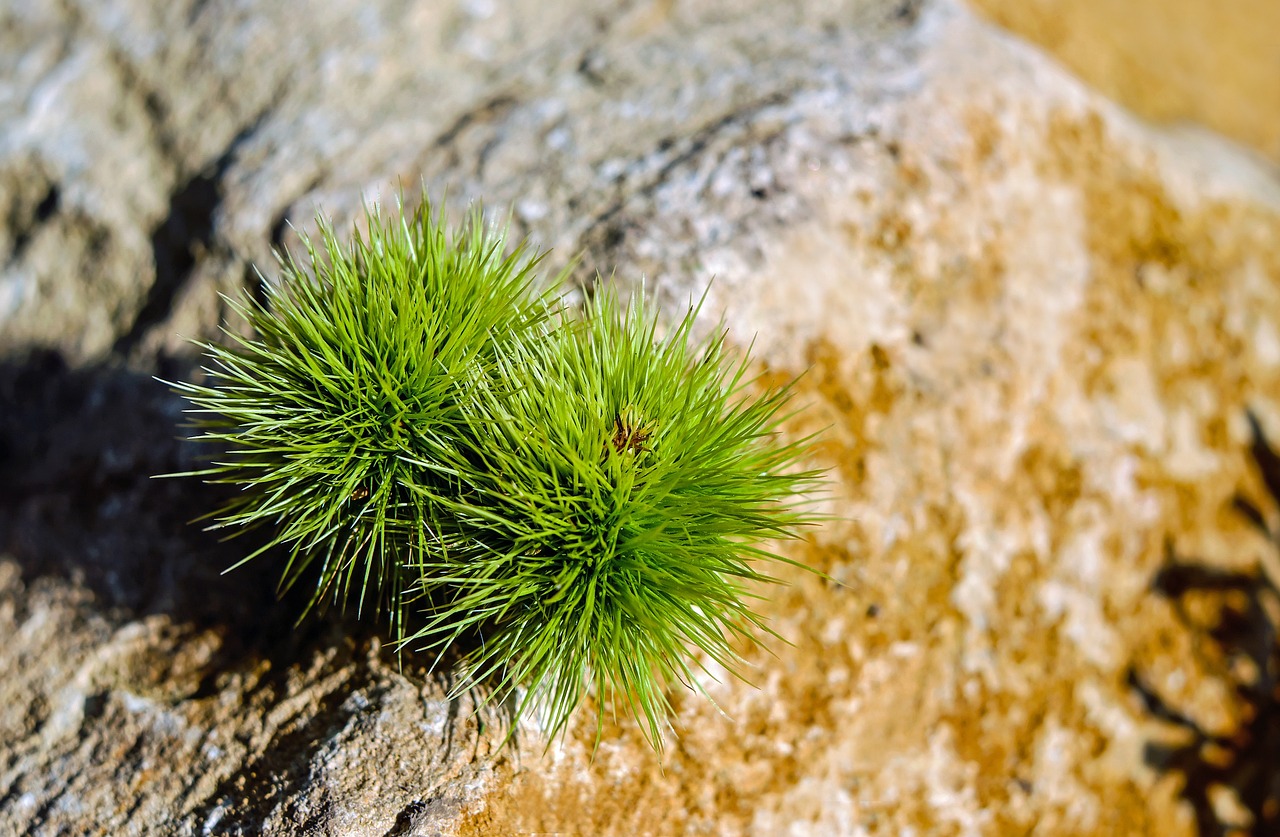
[973,0,1280,163]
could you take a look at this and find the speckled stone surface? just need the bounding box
[2,1,1280,834]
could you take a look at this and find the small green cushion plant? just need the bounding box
[414,289,818,749]
[171,201,557,640]
[171,197,820,753]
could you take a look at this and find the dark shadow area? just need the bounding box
[0,350,291,645]
[113,168,220,356]
[1129,410,1280,836]
[0,349,439,685]
[114,110,274,357]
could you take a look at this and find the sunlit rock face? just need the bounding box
[2,0,1279,834]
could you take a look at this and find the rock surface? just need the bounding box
[3,0,1280,834]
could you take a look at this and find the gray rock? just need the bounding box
[0,0,911,363]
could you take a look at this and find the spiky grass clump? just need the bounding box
[170,200,554,639]
[409,290,820,751]
[172,198,821,753]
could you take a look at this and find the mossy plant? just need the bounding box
[170,197,821,753]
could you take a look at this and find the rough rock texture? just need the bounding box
[3,0,1280,834]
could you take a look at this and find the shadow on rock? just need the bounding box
[0,349,527,834]
[1129,411,1280,836]
[0,348,374,668]
[0,345,505,697]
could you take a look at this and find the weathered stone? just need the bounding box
[3,0,1280,834]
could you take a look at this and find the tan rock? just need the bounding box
[461,3,1280,835]
[970,0,1280,164]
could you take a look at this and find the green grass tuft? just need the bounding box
[404,288,822,752]
[167,198,558,640]
[168,198,822,754]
